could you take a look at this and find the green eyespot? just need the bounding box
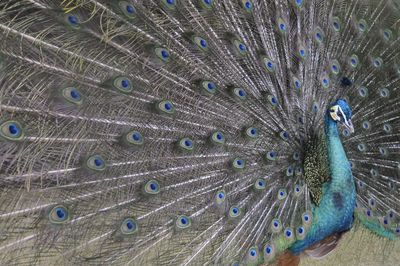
[86,154,107,171]
[62,87,84,105]
[0,120,24,141]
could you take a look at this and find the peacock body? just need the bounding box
[0,0,399,265]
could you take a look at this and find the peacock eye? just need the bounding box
[176,215,191,229]
[121,218,138,234]
[0,120,24,141]
[86,155,106,171]
[113,76,133,93]
[118,1,137,19]
[49,205,70,224]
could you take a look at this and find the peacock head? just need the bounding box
[329,99,354,133]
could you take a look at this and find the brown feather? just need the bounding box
[304,232,344,258]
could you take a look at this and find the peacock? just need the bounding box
[0,0,399,265]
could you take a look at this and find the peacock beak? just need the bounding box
[344,119,354,134]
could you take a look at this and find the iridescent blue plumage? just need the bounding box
[290,99,356,254]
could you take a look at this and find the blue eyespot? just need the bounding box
[121,218,138,234]
[285,228,294,239]
[293,77,302,90]
[211,131,225,145]
[263,58,275,72]
[232,158,246,170]
[362,121,371,130]
[349,54,359,68]
[280,131,289,140]
[157,100,175,115]
[278,189,287,200]
[321,75,330,88]
[125,130,144,145]
[249,247,258,258]
[314,28,324,43]
[330,60,340,75]
[245,127,258,139]
[201,80,217,95]
[302,211,312,225]
[379,88,389,98]
[233,87,247,100]
[193,36,208,51]
[382,29,392,41]
[357,19,367,32]
[216,190,226,204]
[255,178,266,190]
[162,0,177,10]
[0,120,24,141]
[383,123,392,133]
[299,47,307,59]
[233,40,248,55]
[271,218,282,233]
[373,58,383,68]
[358,87,368,97]
[266,151,278,161]
[267,95,278,106]
[286,165,294,176]
[278,18,287,33]
[241,0,253,13]
[176,215,191,229]
[119,1,137,18]
[49,205,70,224]
[199,0,214,10]
[113,76,133,93]
[331,17,341,32]
[86,155,106,171]
[229,206,241,218]
[145,180,160,194]
[264,243,275,260]
[155,47,171,63]
[357,143,367,152]
[294,0,303,7]
[294,184,302,195]
[179,137,194,151]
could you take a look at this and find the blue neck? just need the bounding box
[324,112,352,184]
